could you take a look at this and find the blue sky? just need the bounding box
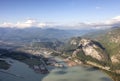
[0,0,120,29]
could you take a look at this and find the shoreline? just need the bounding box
[64,58,120,81]
[0,70,24,78]
[0,57,114,81]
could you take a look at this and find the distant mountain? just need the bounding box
[0,27,93,43]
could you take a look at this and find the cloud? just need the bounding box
[105,16,120,25]
[15,19,38,28]
[95,6,101,10]
[25,19,36,24]
[0,16,120,29]
[0,19,50,28]
[70,16,120,29]
[0,22,15,28]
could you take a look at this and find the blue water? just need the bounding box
[0,58,112,81]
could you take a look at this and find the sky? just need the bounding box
[0,0,120,29]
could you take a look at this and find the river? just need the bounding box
[0,58,112,81]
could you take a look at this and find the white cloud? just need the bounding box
[0,16,120,29]
[0,22,15,28]
[95,6,101,10]
[105,16,120,25]
[16,22,31,28]
[15,19,38,28]
[37,23,47,28]
[0,19,49,28]
[25,19,36,24]
[72,16,120,29]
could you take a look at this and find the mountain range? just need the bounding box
[0,27,95,44]
[61,27,120,81]
[0,26,120,81]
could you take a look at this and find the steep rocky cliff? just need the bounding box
[79,39,107,61]
[65,28,120,79]
[81,27,120,64]
[70,37,109,62]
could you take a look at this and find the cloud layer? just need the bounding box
[0,16,120,29]
[66,16,120,29]
[0,19,50,28]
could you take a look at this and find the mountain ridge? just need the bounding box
[0,27,93,44]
